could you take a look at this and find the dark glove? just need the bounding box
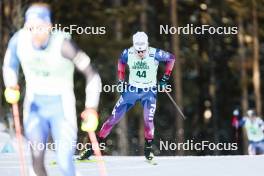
[159,75,170,90]
[117,80,126,94]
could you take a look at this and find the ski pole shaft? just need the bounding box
[165,91,186,120]
[88,131,107,176]
[12,103,27,176]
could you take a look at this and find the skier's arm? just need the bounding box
[61,39,101,110]
[238,118,246,127]
[118,49,128,81]
[2,33,21,104]
[257,118,264,132]
[2,33,20,88]
[155,49,175,87]
[232,116,245,128]
[155,49,175,76]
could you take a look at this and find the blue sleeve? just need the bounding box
[257,118,264,128]
[5,33,20,70]
[239,118,246,127]
[154,49,174,62]
[2,32,20,87]
[119,49,128,64]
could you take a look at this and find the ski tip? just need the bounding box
[75,159,101,163]
[49,158,103,166]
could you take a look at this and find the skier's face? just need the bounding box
[136,50,147,59]
[25,21,52,48]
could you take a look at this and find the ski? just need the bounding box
[49,158,101,166]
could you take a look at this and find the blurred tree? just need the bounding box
[0,0,3,116]
[227,0,253,154]
[252,0,262,115]
[237,16,248,116]
[0,0,23,128]
[237,11,250,155]
[114,0,129,156]
[170,0,184,155]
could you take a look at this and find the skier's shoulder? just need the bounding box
[15,28,26,37]
[153,47,173,61]
[241,116,247,123]
[127,47,134,54]
[16,28,32,40]
[119,48,130,63]
[148,46,157,55]
[9,29,24,42]
[7,30,23,48]
[11,30,22,39]
[9,29,32,49]
[256,117,264,123]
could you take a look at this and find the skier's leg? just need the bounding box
[141,89,157,140]
[50,94,77,176]
[78,87,138,160]
[141,89,157,160]
[142,101,156,140]
[23,96,49,176]
[98,90,137,139]
[248,143,256,155]
[256,141,264,154]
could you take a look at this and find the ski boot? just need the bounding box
[144,139,157,165]
[144,139,154,160]
[76,137,105,160]
[76,143,94,160]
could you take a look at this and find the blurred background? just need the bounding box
[1,0,264,157]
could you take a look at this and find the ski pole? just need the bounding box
[88,131,107,176]
[165,91,186,120]
[12,103,27,176]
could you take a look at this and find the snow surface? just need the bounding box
[0,132,263,176]
[0,152,263,176]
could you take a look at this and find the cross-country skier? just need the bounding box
[2,3,101,176]
[78,31,175,162]
[233,109,264,155]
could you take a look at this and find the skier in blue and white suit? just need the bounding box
[233,109,264,155]
[2,3,101,176]
[78,31,176,162]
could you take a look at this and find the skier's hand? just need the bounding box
[4,86,20,104]
[117,80,126,94]
[81,108,99,132]
[159,75,170,91]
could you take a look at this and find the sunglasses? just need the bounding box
[136,50,146,54]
